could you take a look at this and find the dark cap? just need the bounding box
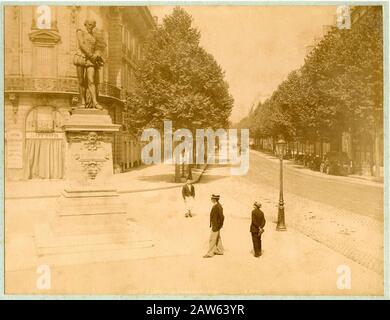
[254,201,261,208]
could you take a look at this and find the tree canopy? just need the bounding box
[126,7,234,134]
[238,6,383,143]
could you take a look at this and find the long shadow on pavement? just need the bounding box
[196,165,231,184]
[136,174,178,183]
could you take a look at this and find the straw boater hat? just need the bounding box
[211,194,220,200]
[254,201,262,208]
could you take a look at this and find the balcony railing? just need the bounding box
[99,81,122,100]
[5,77,122,100]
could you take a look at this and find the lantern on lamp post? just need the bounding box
[276,137,287,231]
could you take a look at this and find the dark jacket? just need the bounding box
[250,208,266,233]
[210,202,224,232]
[182,184,195,199]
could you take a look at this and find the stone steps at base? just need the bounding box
[45,212,133,237]
[35,223,153,256]
[36,237,153,256]
[56,195,127,216]
[50,224,132,237]
[57,204,127,216]
[36,245,159,268]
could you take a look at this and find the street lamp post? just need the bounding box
[276,138,287,231]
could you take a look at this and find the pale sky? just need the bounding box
[149,5,337,123]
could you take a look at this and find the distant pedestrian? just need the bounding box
[203,194,224,258]
[182,178,195,218]
[250,201,266,257]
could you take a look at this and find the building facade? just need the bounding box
[4,5,155,180]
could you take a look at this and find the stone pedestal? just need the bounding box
[35,109,153,264]
[59,109,125,216]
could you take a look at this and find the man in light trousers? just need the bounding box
[182,178,195,218]
[203,194,224,258]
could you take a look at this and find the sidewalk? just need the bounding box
[5,163,207,199]
[252,149,384,187]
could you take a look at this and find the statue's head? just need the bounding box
[84,19,96,33]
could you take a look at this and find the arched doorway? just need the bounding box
[24,106,66,179]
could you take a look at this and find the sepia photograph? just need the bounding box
[2,1,387,297]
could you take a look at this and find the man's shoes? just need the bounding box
[188,212,193,217]
[185,213,189,218]
[215,252,224,255]
[203,255,212,258]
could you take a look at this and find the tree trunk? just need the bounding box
[181,161,185,178]
[174,140,181,182]
[175,163,181,182]
[187,164,193,180]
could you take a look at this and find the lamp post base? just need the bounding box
[276,206,287,231]
[276,224,287,231]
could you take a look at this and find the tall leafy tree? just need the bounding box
[126,7,233,180]
[127,7,233,131]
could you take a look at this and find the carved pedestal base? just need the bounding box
[35,109,153,264]
[58,109,127,216]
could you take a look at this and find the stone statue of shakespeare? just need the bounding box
[74,19,106,109]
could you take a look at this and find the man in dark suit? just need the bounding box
[182,178,195,218]
[250,201,266,257]
[203,194,224,258]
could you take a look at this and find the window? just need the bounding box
[130,66,134,87]
[132,37,136,58]
[122,62,127,88]
[28,26,60,78]
[121,25,125,44]
[128,29,132,52]
[33,46,55,78]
